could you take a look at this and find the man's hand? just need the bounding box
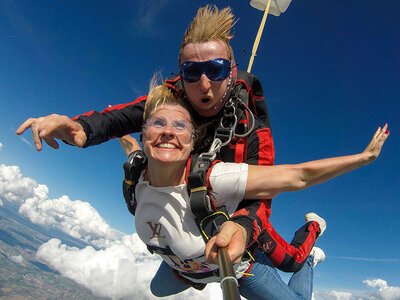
[205,221,247,265]
[16,114,87,151]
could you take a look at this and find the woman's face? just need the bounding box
[142,104,194,166]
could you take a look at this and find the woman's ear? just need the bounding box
[190,140,195,153]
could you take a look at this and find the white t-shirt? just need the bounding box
[135,162,250,284]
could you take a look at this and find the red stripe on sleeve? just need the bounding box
[256,128,275,166]
[72,95,148,120]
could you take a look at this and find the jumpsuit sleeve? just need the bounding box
[230,125,275,246]
[72,96,147,147]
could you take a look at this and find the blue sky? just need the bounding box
[1,0,399,298]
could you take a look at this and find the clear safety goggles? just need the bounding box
[144,116,193,135]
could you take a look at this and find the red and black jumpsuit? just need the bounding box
[73,70,321,273]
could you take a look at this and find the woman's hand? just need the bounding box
[362,124,390,164]
[205,221,247,265]
[16,114,87,151]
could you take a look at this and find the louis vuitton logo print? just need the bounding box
[146,222,165,239]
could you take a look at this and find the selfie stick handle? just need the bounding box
[247,0,272,73]
[218,247,241,300]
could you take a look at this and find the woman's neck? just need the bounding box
[145,162,186,187]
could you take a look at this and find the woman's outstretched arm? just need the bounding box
[245,124,389,199]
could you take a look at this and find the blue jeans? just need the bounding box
[151,250,313,299]
[239,250,313,300]
[150,260,190,296]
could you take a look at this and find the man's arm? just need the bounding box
[16,97,147,150]
[73,97,146,147]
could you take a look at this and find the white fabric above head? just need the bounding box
[250,0,292,16]
[134,162,249,284]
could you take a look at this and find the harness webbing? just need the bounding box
[187,86,257,242]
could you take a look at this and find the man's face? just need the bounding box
[180,40,230,117]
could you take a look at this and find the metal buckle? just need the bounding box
[197,138,223,162]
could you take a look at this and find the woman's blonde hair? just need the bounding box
[144,77,191,122]
[178,5,237,64]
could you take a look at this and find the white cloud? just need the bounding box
[315,279,400,300]
[37,235,223,300]
[363,279,400,300]
[128,0,169,38]
[0,164,39,204]
[9,254,25,265]
[0,142,3,151]
[317,290,353,300]
[364,279,389,290]
[19,191,122,248]
[0,164,122,247]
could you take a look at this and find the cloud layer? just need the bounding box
[0,163,121,248]
[36,235,222,299]
[315,281,400,300]
[0,159,222,299]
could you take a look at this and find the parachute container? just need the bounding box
[250,0,292,16]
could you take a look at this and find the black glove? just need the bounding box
[122,150,147,215]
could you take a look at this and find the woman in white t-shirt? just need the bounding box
[122,83,388,299]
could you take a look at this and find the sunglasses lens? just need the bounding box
[181,63,202,83]
[181,59,230,83]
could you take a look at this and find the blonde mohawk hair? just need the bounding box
[178,5,237,63]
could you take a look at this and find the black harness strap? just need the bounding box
[187,153,215,222]
[187,108,237,243]
[146,244,175,256]
[122,150,147,216]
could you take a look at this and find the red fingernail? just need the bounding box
[385,130,389,134]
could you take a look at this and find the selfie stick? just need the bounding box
[218,247,241,300]
[247,0,272,73]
